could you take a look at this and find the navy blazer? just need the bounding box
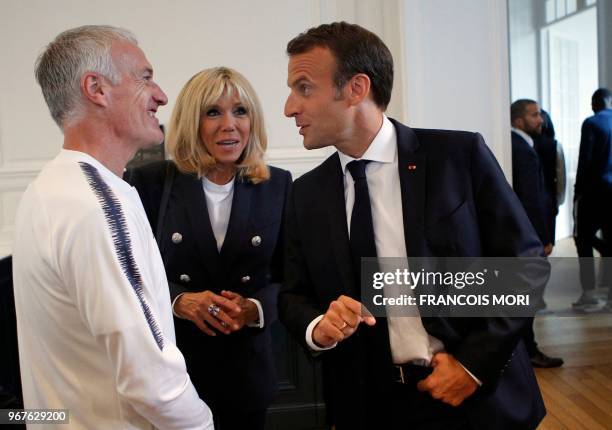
[127,161,291,412]
[575,108,612,198]
[279,119,546,430]
[511,131,551,245]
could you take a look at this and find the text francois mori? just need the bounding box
[370,269,530,307]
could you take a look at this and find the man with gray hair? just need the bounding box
[13,25,213,429]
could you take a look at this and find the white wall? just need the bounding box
[508,0,539,101]
[0,0,511,256]
[402,0,512,177]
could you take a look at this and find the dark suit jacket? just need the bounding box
[279,119,546,429]
[575,108,612,198]
[511,131,551,245]
[533,134,559,243]
[127,161,291,412]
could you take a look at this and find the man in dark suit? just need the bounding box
[510,100,552,254]
[279,22,545,430]
[511,99,563,368]
[574,88,612,311]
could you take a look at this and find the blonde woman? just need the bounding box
[128,67,291,429]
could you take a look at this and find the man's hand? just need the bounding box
[544,243,553,256]
[220,290,259,330]
[174,291,242,336]
[416,352,478,407]
[312,295,376,348]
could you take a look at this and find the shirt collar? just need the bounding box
[338,115,397,175]
[511,127,534,148]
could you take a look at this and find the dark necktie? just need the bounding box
[347,160,377,279]
[347,160,391,374]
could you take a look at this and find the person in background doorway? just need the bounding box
[511,99,564,368]
[534,109,566,246]
[573,88,612,311]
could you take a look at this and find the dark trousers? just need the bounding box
[364,365,471,430]
[574,196,612,297]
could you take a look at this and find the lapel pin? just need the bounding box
[407,163,417,171]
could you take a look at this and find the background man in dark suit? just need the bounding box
[279,22,545,430]
[573,88,612,311]
[510,100,553,254]
[511,99,564,368]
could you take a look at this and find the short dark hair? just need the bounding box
[286,22,393,110]
[510,99,538,123]
[592,88,612,112]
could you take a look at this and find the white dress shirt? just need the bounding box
[306,116,444,365]
[305,117,482,383]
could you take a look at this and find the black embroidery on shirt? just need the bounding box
[79,162,164,350]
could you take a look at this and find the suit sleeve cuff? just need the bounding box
[246,298,264,328]
[459,362,482,386]
[306,315,337,351]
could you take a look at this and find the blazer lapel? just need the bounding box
[220,177,252,267]
[392,119,427,258]
[178,174,225,282]
[324,154,358,298]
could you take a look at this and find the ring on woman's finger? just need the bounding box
[208,304,221,317]
[220,321,228,328]
[339,321,348,330]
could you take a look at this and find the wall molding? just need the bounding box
[0,165,42,189]
[266,146,333,177]
[0,162,45,256]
